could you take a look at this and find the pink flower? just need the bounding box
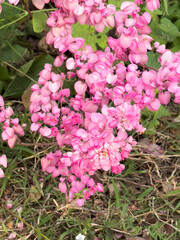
[146,0,160,12]
[32,0,49,9]
[66,58,75,70]
[0,154,7,168]
[95,183,104,192]
[0,168,5,178]
[148,99,160,111]
[8,0,19,5]
[17,222,23,230]
[8,135,18,149]
[76,198,85,207]
[58,181,67,194]
[74,81,87,95]
[158,91,171,105]
[6,199,13,209]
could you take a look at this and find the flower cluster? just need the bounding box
[28,0,179,204]
[155,46,180,104]
[0,96,24,149]
[0,0,179,206]
[135,0,160,12]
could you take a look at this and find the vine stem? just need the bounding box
[21,0,32,18]
[0,139,56,146]
[143,65,159,71]
[30,8,57,13]
[2,2,26,12]
[2,62,37,84]
[0,12,28,30]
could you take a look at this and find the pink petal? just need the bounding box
[48,81,60,93]
[95,183,104,192]
[30,91,41,103]
[6,127,14,138]
[8,135,18,148]
[66,58,75,70]
[0,168,4,178]
[158,91,171,105]
[0,95,4,107]
[81,175,89,184]
[32,0,45,9]
[76,198,85,207]
[0,154,7,168]
[149,99,160,111]
[74,81,87,95]
[58,181,67,194]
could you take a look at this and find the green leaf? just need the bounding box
[111,178,120,204]
[123,160,135,176]
[168,1,180,18]
[173,201,180,213]
[121,204,128,217]
[36,227,42,240]
[2,223,8,233]
[171,37,180,53]
[33,175,44,196]
[59,229,74,240]
[0,80,5,94]
[3,54,54,98]
[19,59,35,74]
[154,105,171,119]
[0,64,10,81]
[32,12,47,33]
[72,22,109,50]
[0,159,17,198]
[156,18,180,42]
[145,119,159,135]
[175,19,180,31]
[165,189,180,197]
[108,0,125,9]
[137,186,154,200]
[0,44,29,63]
[163,0,168,15]
[28,54,54,79]
[146,52,161,69]
[130,226,141,236]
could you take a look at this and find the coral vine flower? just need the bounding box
[1,0,179,206]
[0,154,7,178]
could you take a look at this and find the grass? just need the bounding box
[0,102,180,240]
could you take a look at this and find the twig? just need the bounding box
[21,0,32,18]
[5,207,50,239]
[2,61,37,83]
[154,209,180,233]
[90,223,131,235]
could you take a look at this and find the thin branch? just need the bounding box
[21,0,32,18]
[2,61,37,83]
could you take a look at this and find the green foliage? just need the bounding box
[108,0,126,9]
[32,12,48,33]
[137,186,154,200]
[0,64,10,81]
[146,52,161,69]
[72,22,109,50]
[3,55,54,98]
[0,64,11,92]
[149,0,180,52]
[0,44,29,63]
[156,18,180,42]
[0,158,17,198]
[142,105,171,135]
